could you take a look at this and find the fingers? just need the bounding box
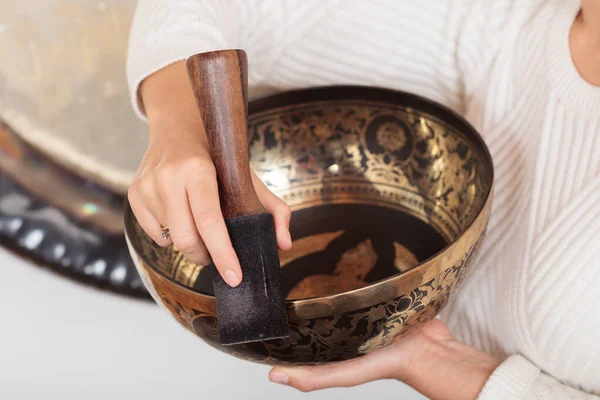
[187,165,242,287]
[269,350,399,392]
[158,175,211,266]
[128,182,172,247]
[268,320,457,393]
[251,172,292,250]
[130,152,287,289]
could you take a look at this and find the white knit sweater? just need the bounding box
[127,1,600,398]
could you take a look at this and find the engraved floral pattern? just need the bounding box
[248,102,489,240]
[126,96,492,365]
[376,121,408,152]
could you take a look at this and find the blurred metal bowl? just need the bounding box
[124,86,494,365]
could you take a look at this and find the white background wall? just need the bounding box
[0,248,425,400]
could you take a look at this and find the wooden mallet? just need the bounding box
[186,49,289,346]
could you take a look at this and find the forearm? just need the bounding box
[127,0,238,123]
[140,61,209,149]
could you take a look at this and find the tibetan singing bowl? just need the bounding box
[124,86,494,365]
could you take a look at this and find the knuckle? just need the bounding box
[156,165,178,186]
[128,177,145,194]
[173,234,202,254]
[196,211,222,231]
[135,176,156,197]
[295,380,314,393]
[159,157,216,189]
[184,156,215,176]
[127,186,139,203]
[187,164,216,189]
[128,183,152,207]
[195,255,212,266]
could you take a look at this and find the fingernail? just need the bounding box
[270,371,289,385]
[223,269,241,287]
[286,230,292,246]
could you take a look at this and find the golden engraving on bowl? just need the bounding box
[375,121,407,151]
[279,230,419,298]
[125,94,493,365]
[279,230,346,266]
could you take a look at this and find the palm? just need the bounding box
[269,319,500,400]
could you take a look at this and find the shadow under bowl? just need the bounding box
[124,85,494,365]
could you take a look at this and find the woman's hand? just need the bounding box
[269,319,501,400]
[128,61,292,287]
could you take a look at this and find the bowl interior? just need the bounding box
[126,86,493,301]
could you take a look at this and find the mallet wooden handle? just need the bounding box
[186,49,289,345]
[186,49,265,219]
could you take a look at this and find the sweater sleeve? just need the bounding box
[126,0,526,121]
[126,0,245,120]
[478,355,600,400]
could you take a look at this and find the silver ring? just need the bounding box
[160,225,170,240]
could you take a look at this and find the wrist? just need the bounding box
[395,327,500,400]
[141,62,209,150]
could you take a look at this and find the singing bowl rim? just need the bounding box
[124,85,494,318]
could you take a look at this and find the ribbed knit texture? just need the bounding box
[480,355,600,400]
[478,355,542,399]
[127,1,600,397]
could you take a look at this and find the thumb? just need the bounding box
[251,172,292,250]
[269,349,400,392]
